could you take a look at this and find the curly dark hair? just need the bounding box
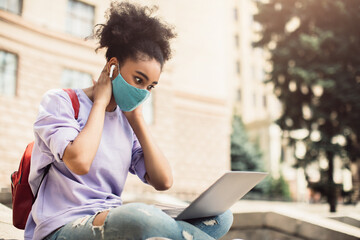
[94,1,176,69]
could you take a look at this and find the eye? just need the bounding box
[147,85,155,91]
[134,77,143,85]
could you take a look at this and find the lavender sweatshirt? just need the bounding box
[24,89,147,240]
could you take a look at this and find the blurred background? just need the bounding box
[0,0,359,239]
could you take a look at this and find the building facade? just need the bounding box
[0,0,239,201]
[4,0,329,203]
[232,0,283,176]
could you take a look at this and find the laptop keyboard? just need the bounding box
[154,203,188,218]
[162,207,186,218]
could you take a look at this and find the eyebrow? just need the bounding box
[135,70,158,85]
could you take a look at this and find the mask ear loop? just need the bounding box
[109,65,116,78]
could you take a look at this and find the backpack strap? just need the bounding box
[63,88,80,120]
[33,89,80,201]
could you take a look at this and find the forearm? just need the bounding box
[128,115,173,190]
[63,102,106,175]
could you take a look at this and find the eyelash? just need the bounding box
[135,77,155,91]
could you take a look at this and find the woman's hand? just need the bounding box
[123,104,143,123]
[93,65,112,108]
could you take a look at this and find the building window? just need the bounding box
[233,7,238,21]
[236,60,241,75]
[143,94,154,125]
[61,69,92,89]
[0,0,22,15]
[66,0,95,38]
[0,50,18,96]
[236,89,242,101]
[263,95,267,108]
[235,34,239,48]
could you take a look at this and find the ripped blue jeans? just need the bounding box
[44,203,233,240]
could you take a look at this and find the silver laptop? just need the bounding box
[159,171,267,220]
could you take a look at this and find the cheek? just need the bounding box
[125,79,135,87]
[119,73,135,87]
[123,77,145,90]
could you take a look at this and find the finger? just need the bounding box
[98,65,110,83]
[104,62,110,74]
[101,66,108,75]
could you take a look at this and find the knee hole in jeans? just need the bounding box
[92,210,110,227]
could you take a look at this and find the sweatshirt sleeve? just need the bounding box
[129,132,148,183]
[33,89,80,162]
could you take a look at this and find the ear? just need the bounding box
[107,57,119,78]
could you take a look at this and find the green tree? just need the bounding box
[265,174,292,201]
[231,115,292,200]
[253,0,360,212]
[231,115,263,172]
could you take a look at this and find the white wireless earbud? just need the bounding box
[109,65,116,78]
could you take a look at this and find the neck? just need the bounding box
[106,96,117,112]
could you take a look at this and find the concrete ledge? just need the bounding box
[0,204,24,240]
[0,188,12,208]
[225,201,360,240]
[1,198,360,240]
[330,214,360,228]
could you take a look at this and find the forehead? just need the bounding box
[122,58,161,77]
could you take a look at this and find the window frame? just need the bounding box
[0,0,23,15]
[234,34,240,48]
[233,7,239,21]
[66,0,95,38]
[0,49,19,97]
[236,60,241,75]
[61,68,93,89]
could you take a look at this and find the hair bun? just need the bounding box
[94,2,176,63]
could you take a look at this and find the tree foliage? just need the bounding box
[231,115,263,172]
[253,0,360,212]
[231,115,292,200]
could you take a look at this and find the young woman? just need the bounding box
[25,2,233,240]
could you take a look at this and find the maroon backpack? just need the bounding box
[11,89,79,229]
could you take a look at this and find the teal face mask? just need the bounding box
[112,72,150,112]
